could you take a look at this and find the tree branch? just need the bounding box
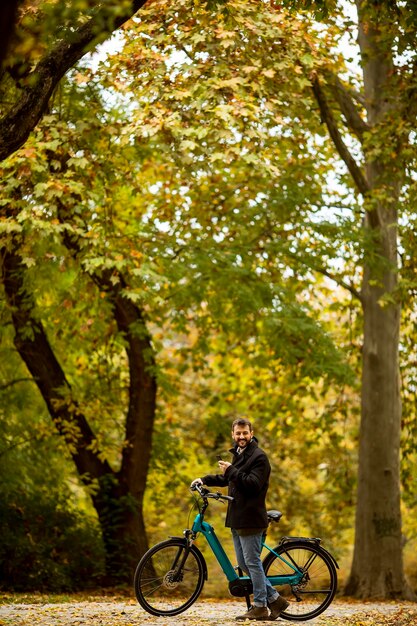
[328,73,369,142]
[282,245,363,303]
[0,0,148,161]
[0,377,35,390]
[0,433,48,458]
[314,264,363,303]
[311,72,371,198]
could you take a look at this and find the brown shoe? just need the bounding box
[235,606,269,621]
[268,596,289,620]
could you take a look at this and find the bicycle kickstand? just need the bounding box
[237,567,252,610]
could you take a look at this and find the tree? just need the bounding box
[305,0,416,598]
[1,88,158,580]
[1,231,157,582]
[0,0,161,584]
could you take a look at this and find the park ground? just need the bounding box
[0,594,416,626]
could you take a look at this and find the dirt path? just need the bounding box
[1,598,417,626]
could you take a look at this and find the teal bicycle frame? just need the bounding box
[191,512,304,587]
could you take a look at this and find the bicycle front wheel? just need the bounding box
[263,540,337,621]
[134,538,206,616]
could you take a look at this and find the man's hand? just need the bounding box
[218,460,231,475]
[190,478,203,489]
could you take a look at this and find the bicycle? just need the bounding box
[134,484,338,621]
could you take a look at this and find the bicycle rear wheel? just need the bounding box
[263,540,337,621]
[134,538,206,616]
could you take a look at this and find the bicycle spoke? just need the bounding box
[134,539,205,616]
[263,541,337,621]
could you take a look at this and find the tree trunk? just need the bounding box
[90,272,157,580]
[92,475,151,582]
[56,198,158,576]
[345,205,410,597]
[311,0,414,598]
[1,235,156,582]
[344,1,413,599]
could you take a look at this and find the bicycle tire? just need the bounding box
[262,540,337,621]
[134,538,206,616]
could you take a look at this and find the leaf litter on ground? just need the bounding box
[0,595,416,626]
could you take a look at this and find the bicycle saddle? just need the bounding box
[267,510,282,523]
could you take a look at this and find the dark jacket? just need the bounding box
[201,439,270,529]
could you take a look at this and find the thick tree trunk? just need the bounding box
[92,475,151,582]
[311,1,413,599]
[91,272,157,580]
[1,237,156,582]
[56,199,157,575]
[345,210,410,597]
[345,1,413,599]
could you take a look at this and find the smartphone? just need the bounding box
[216,455,223,462]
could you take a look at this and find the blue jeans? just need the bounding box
[232,528,279,608]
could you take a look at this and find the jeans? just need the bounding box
[232,528,279,608]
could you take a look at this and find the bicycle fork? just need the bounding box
[169,532,195,583]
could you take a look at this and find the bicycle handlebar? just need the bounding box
[191,483,234,502]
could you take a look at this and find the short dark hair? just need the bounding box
[232,418,253,432]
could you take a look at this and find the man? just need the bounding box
[191,418,289,621]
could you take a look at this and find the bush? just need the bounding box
[0,490,105,591]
